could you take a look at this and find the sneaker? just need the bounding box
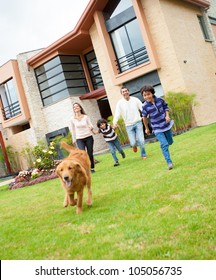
[91,169,95,173]
[132,146,137,153]
[168,163,173,170]
[114,162,120,167]
[121,151,126,158]
[142,157,147,160]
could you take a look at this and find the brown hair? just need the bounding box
[120,86,129,94]
[73,102,86,115]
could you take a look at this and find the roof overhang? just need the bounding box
[27,0,109,68]
[79,87,106,100]
[27,0,210,68]
[182,0,210,9]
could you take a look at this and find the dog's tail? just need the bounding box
[60,141,76,152]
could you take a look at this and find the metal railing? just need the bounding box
[115,46,149,73]
[1,101,21,120]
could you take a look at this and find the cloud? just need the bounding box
[0,0,90,65]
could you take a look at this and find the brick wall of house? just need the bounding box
[89,23,123,114]
[90,0,216,126]
[140,0,216,126]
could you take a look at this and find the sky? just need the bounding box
[0,0,90,66]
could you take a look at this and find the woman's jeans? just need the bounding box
[76,136,94,169]
[107,138,124,162]
[126,121,146,157]
[155,129,173,164]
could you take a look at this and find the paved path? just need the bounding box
[0,178,14,187]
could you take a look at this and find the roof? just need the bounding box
[27,0,210,68]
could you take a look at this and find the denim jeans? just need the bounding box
[107,138,124,162]
[126,121,146,157]
[76,136,94,169]
[155,129,173,164]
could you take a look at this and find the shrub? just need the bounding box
[52,132,73,158]
[107,116,129,145]
[33,141,57,170]
[20,143,35,168]
[164,92,197,132]
[6,145,22,172]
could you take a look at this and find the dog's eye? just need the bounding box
[60,168,63,172]
[68,167,72,170]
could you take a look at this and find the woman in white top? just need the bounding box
[71,103,95,173]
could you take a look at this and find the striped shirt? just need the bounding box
[98,124,117,142]
[141,96,174,133]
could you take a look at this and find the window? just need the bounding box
[209,16,216,39]
[111,19,149,73]
[85,50,104,90]
[35,55,89,106]
[104,1,149,73]
[103,0,132,19]
[0,79,21,120]
[198,15,210,40]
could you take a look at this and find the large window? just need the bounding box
[103,0,132,19]
[104,1,149,73]
[85,50,104,90]
[111,19,149,73]
[0,79,21,120]
[35,55,89,106]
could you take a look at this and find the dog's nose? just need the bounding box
[64,176,69,181]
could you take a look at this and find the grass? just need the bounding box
[0,124,215,260]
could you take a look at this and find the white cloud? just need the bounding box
[0,0,90,65]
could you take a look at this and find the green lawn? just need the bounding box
[0,124,215,260]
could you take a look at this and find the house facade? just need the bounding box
[0,0,216,171]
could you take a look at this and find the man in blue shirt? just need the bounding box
[141,85,174,170]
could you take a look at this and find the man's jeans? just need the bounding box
[155,129,173,164]
[107,138,124,162]
[126,121,146,157]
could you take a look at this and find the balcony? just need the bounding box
[115,47,149,74]
[1,101,21,120]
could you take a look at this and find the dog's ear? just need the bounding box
[75,163,82,172]
[55,164,61,177]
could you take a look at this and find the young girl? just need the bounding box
[141,85,174,170]
[92,119,125,167]
[71,103,95,173]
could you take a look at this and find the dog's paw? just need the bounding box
[69,199,77,206]
[63,202,68,207]
[76,207,82,214]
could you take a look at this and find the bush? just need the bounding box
[6,145,22,172]
[52,132,73,158]
[107,116,129,145]
[164,92,197,132]
[33,141,57,170]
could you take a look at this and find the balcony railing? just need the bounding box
[115,46,149,74]
[1,101,21,120]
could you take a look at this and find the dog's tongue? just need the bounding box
[65,180,71,187]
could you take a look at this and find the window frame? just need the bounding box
[198,15,211,41]
[35,55,89,106]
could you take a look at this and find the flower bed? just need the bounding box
[8,160,62,190]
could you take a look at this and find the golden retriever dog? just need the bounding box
[56,142,92,214]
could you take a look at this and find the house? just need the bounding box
[0,0,216,171]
